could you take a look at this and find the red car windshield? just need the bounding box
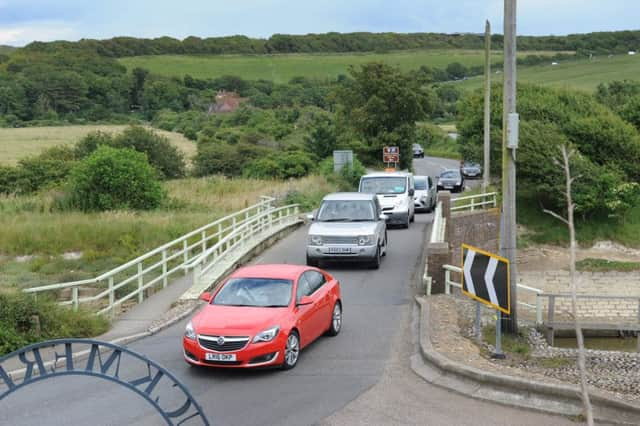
[213,278,293,307]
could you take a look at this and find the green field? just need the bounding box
[119,50,564,83]
[0,125,197,165]
[455,54,640,92]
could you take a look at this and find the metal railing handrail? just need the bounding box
[450,192,497,212]
[186,204,299,274]
[429,201,444,243]
[21,196,301,317]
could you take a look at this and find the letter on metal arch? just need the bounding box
[0,339,209,426]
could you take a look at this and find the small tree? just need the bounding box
[543,146,594,425]
[68,146,165,211]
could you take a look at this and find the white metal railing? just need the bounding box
[23,196,299,317]
[451,192,497,212]
[184,204,300,289]
[429,201,446,243]
[432,264,544,325]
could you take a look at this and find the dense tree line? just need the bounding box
[20,30,640,58]
[457,83,640,221]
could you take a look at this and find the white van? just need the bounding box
[358,172,415,228]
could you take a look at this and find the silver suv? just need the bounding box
[306,193,388,269]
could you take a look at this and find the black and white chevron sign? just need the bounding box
[461,244,510,314]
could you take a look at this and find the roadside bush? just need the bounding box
[113,126,186,179]
[244,150,316,179]
[15,145,79,193]
[68,146,165,211]
[319,156,366,191]
[74,131,114,158]
[0,292,109,355]
[193,141,269,177]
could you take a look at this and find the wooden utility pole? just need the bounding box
[501,0,518,334]
[483,20,491,191]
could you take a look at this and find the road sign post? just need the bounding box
[383,146,400,170]
[461,244,510,358]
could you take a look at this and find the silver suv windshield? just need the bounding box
[360,177,406,194]
[317,200,375,222]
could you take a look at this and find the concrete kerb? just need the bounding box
[411,296,640,425]
[4,218,305,384]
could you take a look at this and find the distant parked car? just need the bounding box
[412,144,425,158]
[183,264,342,370]
[437,169,465,193]
[460,161,482,179]
[413,175,436,212]
[306,192,388,269]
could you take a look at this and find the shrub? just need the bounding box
[319,156,366,191]
[15,145,79,193]
[68,146,166,211]
[193,141,270,177]
[244,150,316,179]
[113,126,186,179]
[75,131,114,158]
[0,292,109,355]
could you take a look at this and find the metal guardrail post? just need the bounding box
[471,196,475,211]
[183,240,188,275]
[72,287,79,312]
[201,231,207,253]
[445,269,451,295]
[162,250,168,288]
[548,295,555,325]
[138,263,144,304]
[108,277,115,319]
[536,294,543,325]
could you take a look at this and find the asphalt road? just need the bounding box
[0,158,572,426]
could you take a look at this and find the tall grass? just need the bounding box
[0,175,337,290]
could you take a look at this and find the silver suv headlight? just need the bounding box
[357,235,375,246]
[308,235,323,246]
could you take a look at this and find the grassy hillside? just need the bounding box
[0,125,197,166]
[455,53,640,92]
[119,49,563,83]
[0,45,15,55]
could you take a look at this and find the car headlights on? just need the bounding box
[308,235,323,246]
[253,326,280,343]
[185,321,196,340]
[357,235,375,246]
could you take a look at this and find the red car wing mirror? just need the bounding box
[200,292,212,302]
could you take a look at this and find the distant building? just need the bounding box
[208,91,244,114]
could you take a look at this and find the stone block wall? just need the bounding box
[519,270,640,321]
[449,208,501,266]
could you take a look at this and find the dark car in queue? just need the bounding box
[183,264,342,370]
[461,161,482,179]
[437,169,465,193]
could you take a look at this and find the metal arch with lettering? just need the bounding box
[0,339,210,426]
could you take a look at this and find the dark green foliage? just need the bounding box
[244,150,316,179]
[596,80,640,130]
[23,30,640,58]
[304,111,337,159]
[457,83,640,219]
[319,156,366,191]
[193,141,269,177]
[74,126,186,179]
[0,292,109,355]
[68,146,165,211]
[112,126,186,178]
[335,63,432,169]
[446,62,467,80]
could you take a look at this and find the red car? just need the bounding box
[183,264,342,369]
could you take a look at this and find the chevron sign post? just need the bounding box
[461,244,510,358]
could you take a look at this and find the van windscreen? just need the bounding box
[360,177,406,194]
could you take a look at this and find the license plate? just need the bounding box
[205,353,237,362]
[444,185,453,189]
[327,247,352,254]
